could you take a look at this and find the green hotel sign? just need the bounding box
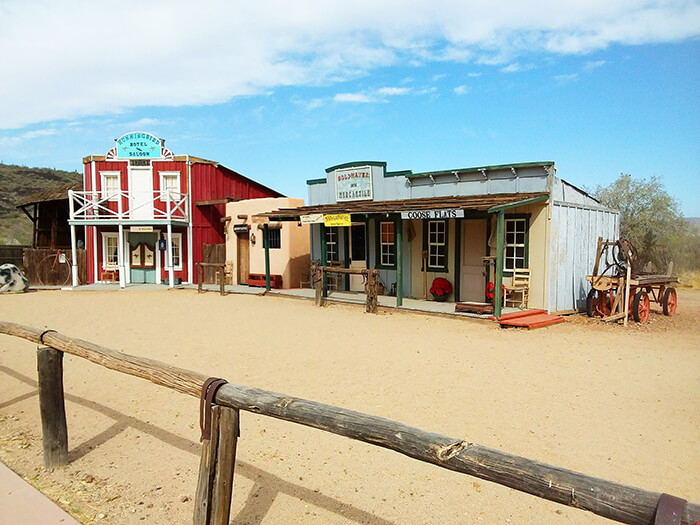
[116,132,162,158]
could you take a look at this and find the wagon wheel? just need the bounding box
[662,287,677,316]
[632,290,650,323]
[586,289,611,318]
[36,254,71,286]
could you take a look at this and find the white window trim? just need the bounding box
[504,217,527,272]
[164,232,183,271]
[100,171,121,202]
[101,232,119,270]
[427,220,447,271]
[379,221,395,267]
[159,171,181,202]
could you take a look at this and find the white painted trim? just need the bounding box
[91,161,98,282]
[163,232,183,271]
[186,155,193,284]
[100,171,121,201]
[159,171,181,202]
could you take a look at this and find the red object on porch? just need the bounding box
[429,277,452,301]
[247,273,283,288]
[494,310,564,329]
[485,281,505,300]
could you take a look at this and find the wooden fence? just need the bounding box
[22,248,87,286]
[202,244,226,284]
[0,320,697,525]
[0,245,30,270]
[311,265,380,313]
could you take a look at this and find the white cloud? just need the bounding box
[377,87,411,96]
[334,93,374,104]
[454,85,471,95]
[583,59,607,70]
[467,72,482,77]
[1,0,699,128]
[500,63,522,73]
[554,73,579,82]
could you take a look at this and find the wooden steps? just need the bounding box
[494,309,565,329]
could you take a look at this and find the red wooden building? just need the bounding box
[68,132,283,287]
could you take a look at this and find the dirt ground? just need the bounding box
[0,288,698,524]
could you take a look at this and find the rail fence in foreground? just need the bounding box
[0,321,696,525]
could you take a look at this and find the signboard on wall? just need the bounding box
[115,132,162,159]
[323,214,351,227]
[300,214,324,224]
[400,209,465,220]
[335,166,373,202]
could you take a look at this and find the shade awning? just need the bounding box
[255,192,549,220]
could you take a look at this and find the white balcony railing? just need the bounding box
[69,190,189,222]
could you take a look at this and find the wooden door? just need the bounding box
[348,223,366,292]
[460,219,488,302]
[236,233,249,284]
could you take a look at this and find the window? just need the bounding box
[268,228,281,249]
[101,232,119,267]
[504,217,527,271]
[159,171,181,201]
[100,172,120,201]
[377,221,396,268]
[325,227,338,261]
[426,220,447,271]
[164,233,183,270]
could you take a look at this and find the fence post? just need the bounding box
[37,346,69,468]
[194,405,239,525]
[314,268,324,307]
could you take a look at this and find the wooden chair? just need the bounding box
[100,262,118,282]
[504,268,530,308]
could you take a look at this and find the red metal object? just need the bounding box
[662,287,677,316]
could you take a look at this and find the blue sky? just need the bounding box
[1,1,698,215]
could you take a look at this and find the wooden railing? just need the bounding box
[0,320,697,525]
[311,265,380,313]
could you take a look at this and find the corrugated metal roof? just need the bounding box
[16,183,82,207]
[257,192,548,218]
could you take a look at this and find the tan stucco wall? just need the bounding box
[225,198,310,288]
[408,219,458,300]
[487,203,548,309]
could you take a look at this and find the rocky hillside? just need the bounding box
[0,163,81,244]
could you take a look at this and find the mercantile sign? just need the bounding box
[335,166,373,202]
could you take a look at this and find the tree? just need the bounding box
[593,174,696,271]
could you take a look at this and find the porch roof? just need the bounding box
[256,192,549,220]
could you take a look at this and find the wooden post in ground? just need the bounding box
[314,268,324,307]
[198,264,203,293]
[366,271,378,313]
[219,267,225,296]
[37,346,68,468]
[194,405,239,525]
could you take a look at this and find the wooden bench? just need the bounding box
[247,273,283,288]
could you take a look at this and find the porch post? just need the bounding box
[320,224,327,297]
[494,210,505,318]
[396,217,403,307]
[118,224,126,288]
[117,194,126,288]
[167,223,174,288]
[68,190,78,287]
[263,223,271,291]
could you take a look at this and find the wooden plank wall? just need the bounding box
[22,248,87,286]
[202,244,225,284]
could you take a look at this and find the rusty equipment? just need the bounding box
[585,238,678,324]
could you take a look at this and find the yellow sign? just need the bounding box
[323,213,351,227]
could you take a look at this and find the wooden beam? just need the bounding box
[2,321,698,525]
[196,198,236,207]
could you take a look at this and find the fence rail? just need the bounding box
[0,320,697,525]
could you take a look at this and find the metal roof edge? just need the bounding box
[407,161,555,179]
[306,178,327,185]
[325,161,387,173]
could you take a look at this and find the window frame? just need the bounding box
[163,232,183,271]
[325,226,339,262]
[268,228,281,250]
[503,215,529,274]
[375,219,397,269]
[424,219,448,272]
[159,171,181,202]
[100,171,121,202]
[101,232,119,269]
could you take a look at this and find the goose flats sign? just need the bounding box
[400,209,464,219]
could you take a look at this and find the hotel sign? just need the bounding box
[400,209,465,220]
[116,132,162,159]
[335,166,373,202]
